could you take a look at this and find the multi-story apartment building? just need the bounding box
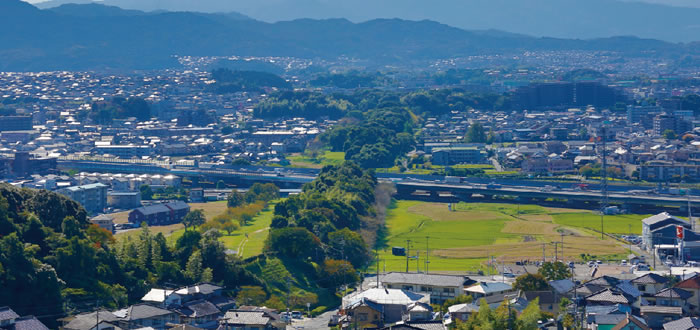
[58,183,108,214]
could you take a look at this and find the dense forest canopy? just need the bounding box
[265,162,375,281]
[88,96,151,123]
[210,68,291,94]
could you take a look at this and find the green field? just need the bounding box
[165,201,278,257]
[287,151,346,168]
[370,201,646,274]
[552,212,646,235]
[219,202,276,258]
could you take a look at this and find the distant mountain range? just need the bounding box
[31,0,700,42]
[1,0,698,71]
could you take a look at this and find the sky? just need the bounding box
[20,0,700,6]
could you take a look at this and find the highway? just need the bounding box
[57,158,698,208]
[395,181,700,208]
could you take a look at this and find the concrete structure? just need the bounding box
[642,212,690,252]
[381,272,475,304]
[58,183,108,214]
[90,214,114,233]
[431,147,486,165]
[108,191,141,209]
[628,105,663,128]
[640,161,700,181]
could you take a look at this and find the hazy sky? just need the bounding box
[20,0,700,6]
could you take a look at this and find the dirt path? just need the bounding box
[236,227,269,257]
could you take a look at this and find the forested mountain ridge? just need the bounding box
[33,0,700,42]
[1,1,698,71]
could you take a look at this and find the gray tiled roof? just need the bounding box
[663,317,700,330]
[591,314,628,326]
[134,204,171,215]
[633,273,669,285]
[0,307,19,322]
[165,201,190,211]
[382,272,468,287]
[655,287,693,300]
[587,276,620,287]
[640,306,683,315]
[221,311,271,325]
[549,279,575,294]
[122,304,174,321]
[63,311,120,330]
[642,213,687,228]
[177,300,220,318]
[8,316,50,330]
[586,289,631,304]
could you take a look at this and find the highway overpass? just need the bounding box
[57,158,698,210]
[395,181,700,210]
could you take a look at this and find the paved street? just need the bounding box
[286,309,338,330]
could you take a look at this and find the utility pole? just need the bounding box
[561,232,565,262]
[405,239,412,273]
[628,224,632,253]
[375,250,380,288]
[425,236,430,274]
[285,277,291,323]
[688,190,695,232]
[416,251,420,273]
[542,243,546,264]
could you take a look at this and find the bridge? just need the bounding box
[395,181,700,210]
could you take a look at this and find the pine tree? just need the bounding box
[185,251,203,282]
[137,225,152,269]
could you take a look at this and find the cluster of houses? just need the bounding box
[331,270,700,330]
[60,283,288,330]
[418,105,700,182]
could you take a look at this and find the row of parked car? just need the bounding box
[280,311,304,322]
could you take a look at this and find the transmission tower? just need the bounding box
[600,126,609,239]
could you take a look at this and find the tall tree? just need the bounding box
[185,251,203,282]
[516,297,541,330]
[538,261,572,281]
[183,209,206,231]
[513,273,549,291]
[465,122,487,143]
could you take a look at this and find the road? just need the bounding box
[490,157,504,172]
[286,309,338,330]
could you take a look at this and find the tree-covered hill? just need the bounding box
[0,184,258,327]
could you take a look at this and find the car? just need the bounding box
[328,314,341,327]
[292,311,303,319]
[503,272,516,278]
[636,264,650,271]
[596,260,602,265]
[620,260,628,266]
